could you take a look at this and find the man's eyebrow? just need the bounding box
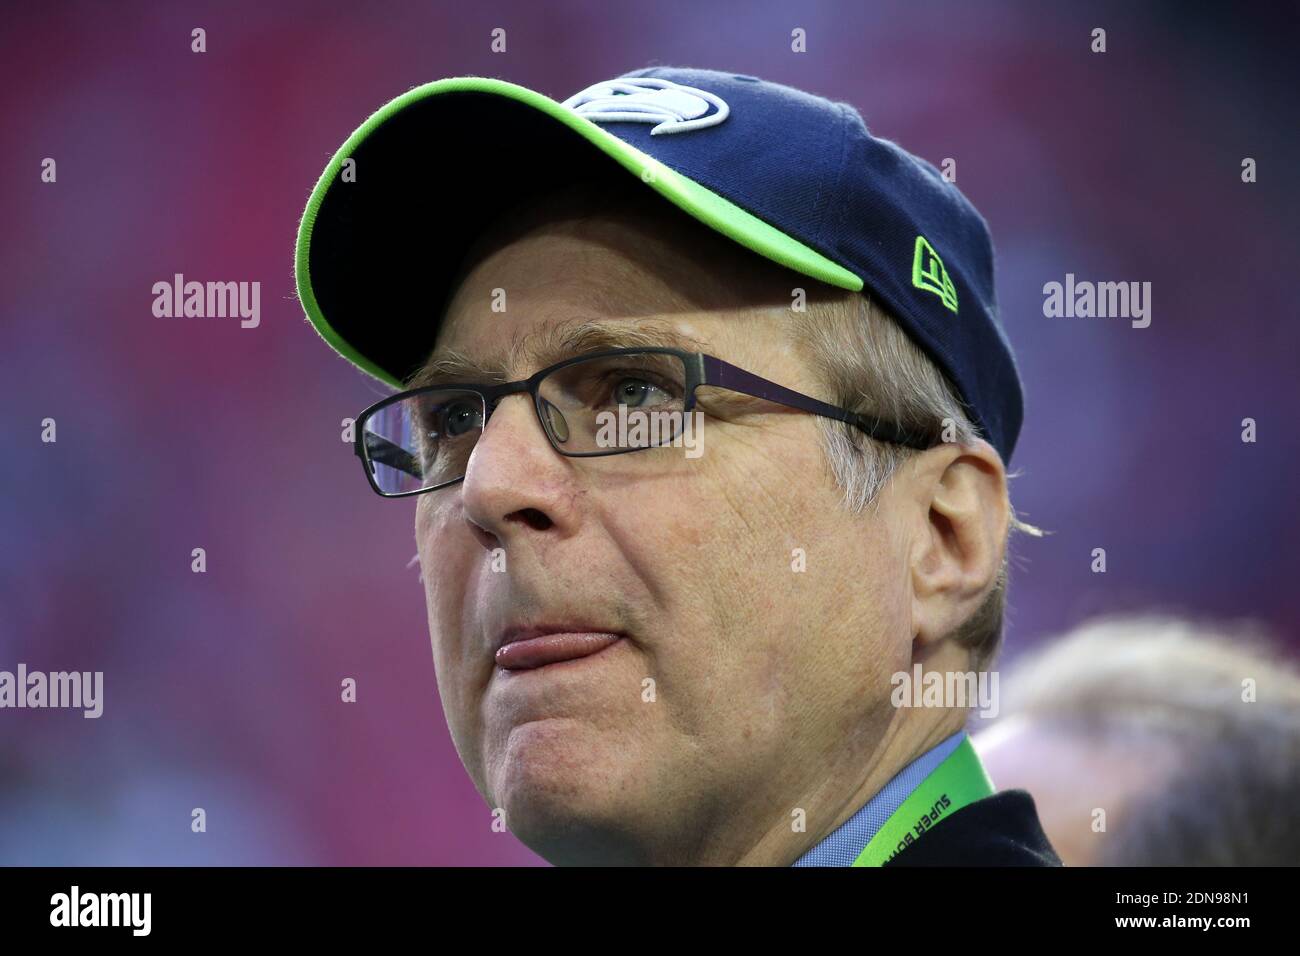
[407,320,711,388]
[406,350,494,389]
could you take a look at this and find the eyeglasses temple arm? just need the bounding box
[699,355,931,450]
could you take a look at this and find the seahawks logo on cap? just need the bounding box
[562,77,730,135]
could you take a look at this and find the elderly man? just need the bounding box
[295,67,1059,866]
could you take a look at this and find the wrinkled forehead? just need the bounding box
[426,181,839,380]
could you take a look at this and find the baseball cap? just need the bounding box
[295,66,1024,462]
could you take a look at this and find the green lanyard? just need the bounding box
[850,737,995,866]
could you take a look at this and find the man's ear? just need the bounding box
[906,438,1009,649]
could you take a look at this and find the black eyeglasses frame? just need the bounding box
[354,346,934,499]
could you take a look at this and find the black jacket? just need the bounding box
[884,789,1063,866]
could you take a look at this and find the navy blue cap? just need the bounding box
[296,66,1024,462]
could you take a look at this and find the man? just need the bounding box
[976,615,1300,866]
[295,67,1059,866]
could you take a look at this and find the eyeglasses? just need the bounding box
[354,347,932,498]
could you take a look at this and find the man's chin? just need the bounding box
[486,720,650,865]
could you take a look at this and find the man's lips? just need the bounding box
[495,630,624,670]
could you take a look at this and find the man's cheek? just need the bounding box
[414,493,447,542]
[701,444,810,542]
[648,496,704,551]
[420,521,477,629]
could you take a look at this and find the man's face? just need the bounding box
[414,194,916,865]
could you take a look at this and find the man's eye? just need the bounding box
[432,401,482,438]
[610,376,671,408]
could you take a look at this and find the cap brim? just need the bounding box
[295,76,863,387]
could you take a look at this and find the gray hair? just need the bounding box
[788,290,1039,671]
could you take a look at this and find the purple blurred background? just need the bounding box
[2,1,1297,865]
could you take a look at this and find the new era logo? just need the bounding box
[912,236,958,313]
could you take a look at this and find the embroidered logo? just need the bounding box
[912,236,958,313]
[562,77,730,135]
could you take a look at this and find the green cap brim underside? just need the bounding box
[294,76,864,387]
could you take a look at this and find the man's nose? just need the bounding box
[458,393,577,546]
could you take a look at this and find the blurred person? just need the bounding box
[294,68,1059,865]
[975,615,1300,866]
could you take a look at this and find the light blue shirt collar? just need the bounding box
[792,730,967,866]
